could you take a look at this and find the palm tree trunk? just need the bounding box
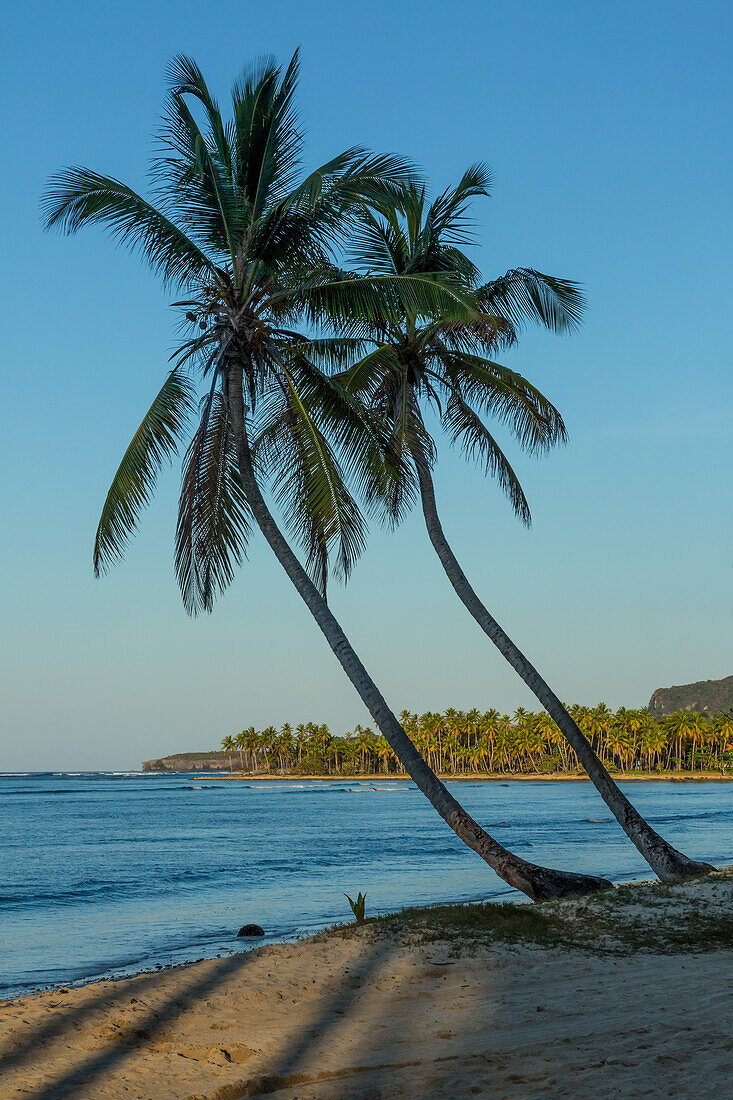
[226,362,609,901]
[413,455,713,882]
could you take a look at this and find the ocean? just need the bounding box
[1,772,730,999]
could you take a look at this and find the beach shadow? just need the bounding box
[0,963,190,1077]
[0,936,399,1100]
[0,949,258,1100]
[229,934,398,1096]
[215,937,505,1099]
[2,936,507,1099]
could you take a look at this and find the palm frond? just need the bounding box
[422,162,493,250]
[41,169,216,287]
[231,50,303,216]
[268,152,419,269]
[288,336,373,371]
[324,150,420,211]
[338,343,402,398]
[166,55,230,168]
[176,389,252,614]
[433,350,567,453]
[253,367,369,592]
[285,351,413,526]
[477,269,585,333]
[155,90,240,259]
[442,391,531,526]
[347,207,407,275]
[94,370,196,575]
[286,271,476,328]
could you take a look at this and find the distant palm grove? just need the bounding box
[221,706,733,776]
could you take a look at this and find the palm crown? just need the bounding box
[43,50,469,611]
[330,167,585,524]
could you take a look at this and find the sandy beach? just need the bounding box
[200,771,733,782]
[1,872,731,1099]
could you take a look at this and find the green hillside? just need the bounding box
[648,675,733,716]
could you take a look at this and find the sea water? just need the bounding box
[1,772,730,998]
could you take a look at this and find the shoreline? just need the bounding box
[2,871,731,1098]
[196,769,733,782]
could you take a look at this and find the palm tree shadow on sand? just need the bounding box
[2,922,729,1098]
[0,939,397,1100]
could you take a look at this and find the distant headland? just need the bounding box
[648,675,733,717]
[142,753,232,773]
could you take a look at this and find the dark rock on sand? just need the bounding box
[237,924,265,938]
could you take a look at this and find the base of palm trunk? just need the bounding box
[631,822,716,881]
[648,847,715,883]
[501,859,613,901]
[449,809,613,900]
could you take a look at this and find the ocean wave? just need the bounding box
[238,783,416,794]
[1,788,93,796]
[342,786,412,793]
[240,783,320,790]
[0,772,54,778]
[650,809,733,824]
[0,866,252,909]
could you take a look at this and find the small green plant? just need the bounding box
[345,891,367,923]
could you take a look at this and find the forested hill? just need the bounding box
[142,753,231,772]
[648,675,733,716]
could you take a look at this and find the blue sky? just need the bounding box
[1,0,731,770]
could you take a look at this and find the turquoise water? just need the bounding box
[1,773,730,998]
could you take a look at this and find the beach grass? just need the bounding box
[324,867,733,955]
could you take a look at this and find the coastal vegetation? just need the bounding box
[219,705,733,776]
[44,49,710,895]
[339,868,733,955]
[344,891,367,923]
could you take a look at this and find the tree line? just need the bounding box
[221,705,733,776]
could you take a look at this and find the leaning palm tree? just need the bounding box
[332,173,712,881]
[42,52,612,900]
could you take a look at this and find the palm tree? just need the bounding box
[688,714,709,771]
[640,719,667,771]
[234,730,247,771]
[43,52,609,900]
[242,726,259,772]
[605,724,634,774]
[335,175,712,881]
[665,712,693,770]
[220,734,235,772]
[713,714,733,772]
[260,726,278,772]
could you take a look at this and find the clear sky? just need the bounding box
[1,0,731,771]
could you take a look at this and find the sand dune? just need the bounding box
[1,875,732,1098]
